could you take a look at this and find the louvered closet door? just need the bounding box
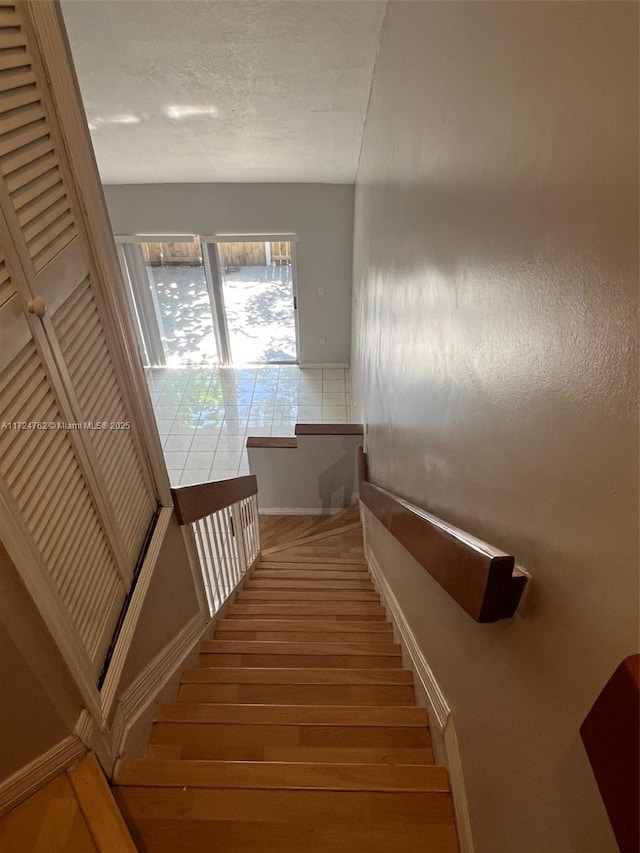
[0,2,157,581]
[0,245,127,678]
[0,3,158,683]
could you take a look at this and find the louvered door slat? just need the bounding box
[0,257,13,306]
[27,208,74,267]
[0,49,33,72]
[2,138,53,185]
[0,64,35,93]
[0,31,25,51]
[0,117,49,157]
[18,181,66,229]
[52,278,156,562]
[2,101,45,135]
[11,163,60,210]
[6,150,59,196]
[0,240,130,679]
[75,352,112,403]
[0,81,39,113]
[33,463,82,549]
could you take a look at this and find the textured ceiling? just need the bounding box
[61,0,386,184]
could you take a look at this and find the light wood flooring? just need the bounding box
[0,754,135,852]
[113,508,460,851]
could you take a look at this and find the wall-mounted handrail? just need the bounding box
[357,447,528,622]
[172,476,260,615]
[172,474,257,525]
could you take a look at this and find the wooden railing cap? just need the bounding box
[172,475,258,525]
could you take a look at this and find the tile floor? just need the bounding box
[146,365,353,486]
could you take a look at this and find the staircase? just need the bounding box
[113,509,460,851]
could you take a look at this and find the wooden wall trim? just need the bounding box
[246,437,297,449]
[295,423,364,436]
[358,448,527,622]
[172,476,258,525]
[580,655,640,853]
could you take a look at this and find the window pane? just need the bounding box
[142,240,218,366]
[218,240,297,364]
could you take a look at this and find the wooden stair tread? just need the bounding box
[177,682,415,705]
[258,507,360,551]
[182,667,412,685]
[236,590,380,601]
[261,522,363,557]
[114,789,458,853]
[226,603,385,619]
[213,630,395,643]
[249,747,435,765]
[201,640,401,656]
[200,653,402,668]
[213,619,393,634]
[112,519,458,851]
[244,579,375,590]
[114,759,449,793]
[254,569,372,580]
[150,720,432,756]
[258,558,368,568]
[155,703,428,726]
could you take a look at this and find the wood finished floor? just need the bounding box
[113,510,459,852]
[0,755,135,852]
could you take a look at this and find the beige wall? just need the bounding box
[0,624,69,779]
[104,183,354,365]
[117,514,201,697]
[352,3,638,852]
[0,540,83,781]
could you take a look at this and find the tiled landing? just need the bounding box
[146,365,352,486]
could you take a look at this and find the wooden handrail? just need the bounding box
[295,423,364,436]
[357,447,527,622]
[172,475,258,525]
[580,655,640,853]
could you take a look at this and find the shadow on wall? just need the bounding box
[317,452,356,511]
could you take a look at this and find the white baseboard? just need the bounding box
[110,611,208,760]
[366,550,451,729]
[0,735,85,817]
[259,507,344,516]
[298,363,350,369]
[366,546,475,853]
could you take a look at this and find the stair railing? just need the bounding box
[357,447,528,622]
[171,475,260,615]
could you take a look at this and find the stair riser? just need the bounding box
[115,790,457,853]
[244,580,375,590]
[258,562,368,572]
[213,620,393,634]
[254,571,372,581]
[150,723,432,757]
[226,605,386,620]
[236,591,380,602]
[177,684,416,705]
[180,668,413,686]
[199,653,403,668]
[146,741,433,765]
[201,641,402,656]
[114,759,448,792]
[213,631,394,643]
